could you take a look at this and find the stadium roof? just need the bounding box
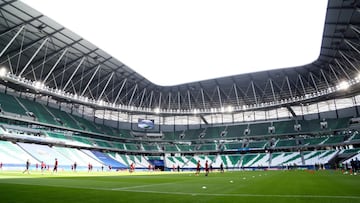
[0,0,360,114]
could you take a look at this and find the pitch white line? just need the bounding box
[112,189,360,199]
[112,182,176,190]
[2,181,360,199]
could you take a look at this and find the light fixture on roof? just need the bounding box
[33,81,44,89]
[356,73,360,82]
[0,67,8,77]
[154,108,160,114]
[97,99,104,106]
[337,81,350,90]
[226,105,234,113]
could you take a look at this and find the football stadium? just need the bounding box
[0,0,360,202]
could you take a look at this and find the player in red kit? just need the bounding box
[205,160,209,176]
[196,160,201,176]
[53,158,58,173]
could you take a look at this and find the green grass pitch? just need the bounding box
[0,170,359,203]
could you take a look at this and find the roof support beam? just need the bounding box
[350,25,360,35]
[158,92,162,109]
[7,55,13,74]
[334,59,351,80]
[0,15,42,37]
[139,88,146,107]
[4,28,64,62]
[233,84,240,106]
[201,88,206,109]
[15,28,26,74]
[286,76,293,98]
[339,51,360,74]
[80,64,100,96]
[251,81,257,104]
[52,74,58,89]
[113,78,127,104]
[309,72,318,92]
[98,72,114,100]
[168,92,171,109]
[329,64,340,83]
[128,83,138,106]
[149,91,154,108]
[0,25,25,58]
[320,69,330,89]
[62,57,84,91]
[187,90,192,109]
[177,91,181,110]
[43,48,68,83]
[29,39,82,68]
[19,38,48,77]
[217,86,223,108]
[269,79,276,101]
[345,39,360,54]
[298,75,306,95]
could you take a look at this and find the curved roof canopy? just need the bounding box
[0,0,360,114]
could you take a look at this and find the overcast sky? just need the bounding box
[22,0,328,86]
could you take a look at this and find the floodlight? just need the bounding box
[0,67,8,77]
[33,81,44,89]
[226,105,234,113]
[154,108,160,114]
[356,73,360,82]
[337,81,350,90]
[97,100,104,106]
